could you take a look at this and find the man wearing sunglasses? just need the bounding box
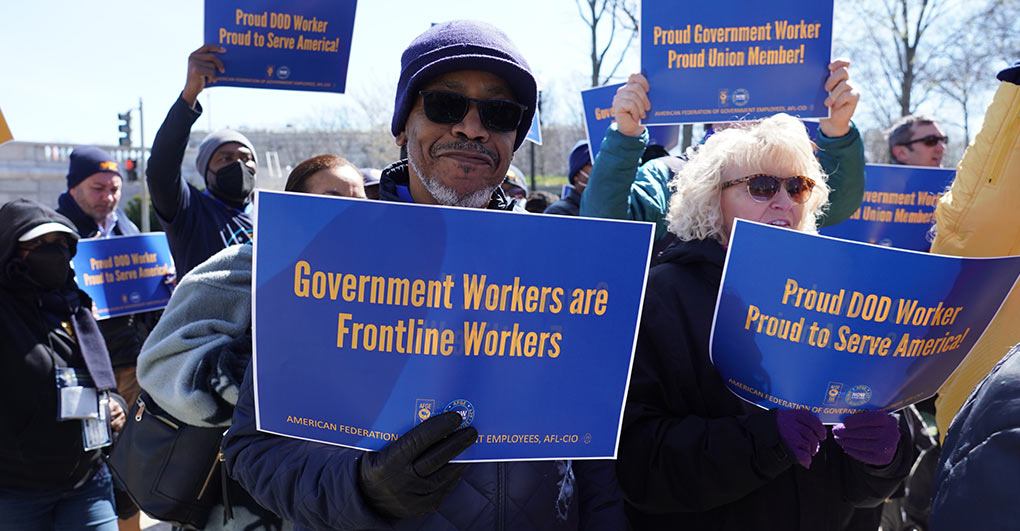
[221,20,626,531]
[886,114,948,167]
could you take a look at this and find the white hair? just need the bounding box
[408,156,495,208]
[665,113,830,242]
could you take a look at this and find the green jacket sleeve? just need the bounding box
[582,122,865,237]
[815,123,865,227]
[580,125,673,240]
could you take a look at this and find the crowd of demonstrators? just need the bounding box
[0,7,1016,530]
[56,146,161,529]
[544,141,590,216]
[220,20,627,531]
[886,115,948,167]
[146,44,259,278]
[930,64,1020,529]
[0,199,127,531]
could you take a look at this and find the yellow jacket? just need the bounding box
[933,78,1020,438]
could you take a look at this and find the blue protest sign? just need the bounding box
[252,191,654,461]
[581,83,680,163]
[525,107,542,145]
[641,0,833,125]
[711,220,1020,423]
[821,164,954,251]
[72,234,176,319]
[204,0,357,93]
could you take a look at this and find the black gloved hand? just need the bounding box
[358,411,477,519]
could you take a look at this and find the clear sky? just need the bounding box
[0,0,632,146]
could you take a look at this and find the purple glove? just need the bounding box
[832,411,901,466]
[775,409,825,468]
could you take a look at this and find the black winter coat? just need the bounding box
[223,162,626,530]
[0,200,107,490]
[618,239,914,531]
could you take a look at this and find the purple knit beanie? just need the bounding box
[391,20,538,151]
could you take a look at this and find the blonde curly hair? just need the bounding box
[665,113,830,242]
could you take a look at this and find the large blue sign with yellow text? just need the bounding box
[821,164,955,251]
[582,83,679,162]
[72,234,176,319]
[204,0,357,93]
[641,0,833,124]
[252,191,654,461]
[712,220,1020,423]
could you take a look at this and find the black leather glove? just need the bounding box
[358,411,477,519]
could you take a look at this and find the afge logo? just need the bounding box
[733,89,750,106]
[824,382,844,405]
[845,385,873,406]
[444,399,476,428]
[277,66,291,80]
[414,399,435,425]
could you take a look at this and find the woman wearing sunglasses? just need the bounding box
[616,114,914,531]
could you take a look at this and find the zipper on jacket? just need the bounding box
[497,463,505,531]
[197,450,224,500]
[135,396,179,429]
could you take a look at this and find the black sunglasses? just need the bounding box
[721,174,816,204]
[419,90,527,133]
[900,134,948,148]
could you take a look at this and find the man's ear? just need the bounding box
[395,132,407,147]
[890,145,907,163]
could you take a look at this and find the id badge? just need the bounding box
[56,368,99,420]
[82,393,112,451]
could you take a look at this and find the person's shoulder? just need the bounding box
[956,345,1020,436]
[179,244,252,291]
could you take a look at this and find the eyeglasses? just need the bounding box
[899,134,949,148]
[419,90,527,133]
[721,174,816,204]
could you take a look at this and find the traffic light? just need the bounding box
[124,158,138,182]
[118,111,132,147]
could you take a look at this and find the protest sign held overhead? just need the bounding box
[582,83,679,162]
[252,191,654,461]
[641,0,833,124]
[72,234,176,319]
[711,220,1020,424]
[204,0,357,92]
[821,164,955,251]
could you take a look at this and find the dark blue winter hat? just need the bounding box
[66,146,121,190]
[567,141,591,185]
[391,20,538,151]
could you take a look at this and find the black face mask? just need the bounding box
[23,242,72,291]
[209,160,255,204]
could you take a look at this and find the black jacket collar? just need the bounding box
[379,160,519,211]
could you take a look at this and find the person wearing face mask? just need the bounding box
[57,146,160,530]
[545,141,591,216]
[146,44,258,278]
[0,199,127,531]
